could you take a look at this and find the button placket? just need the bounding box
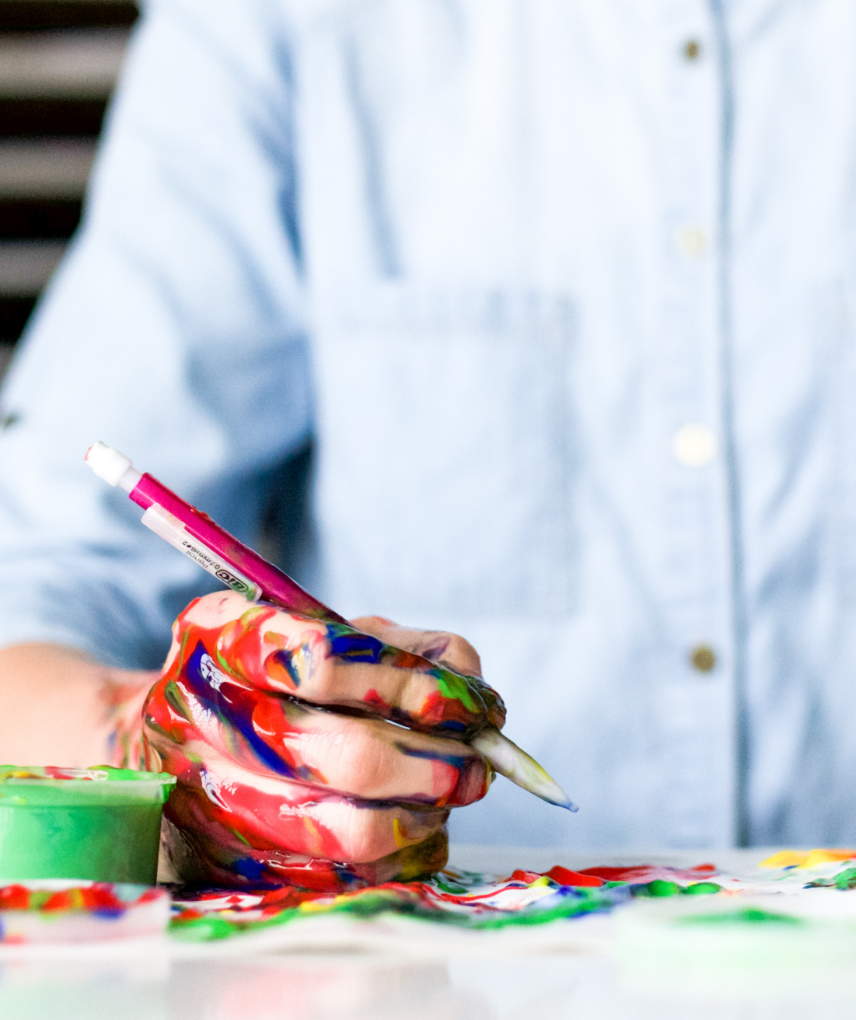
[653,3,735,847]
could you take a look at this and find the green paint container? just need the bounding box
[0,766,176,883]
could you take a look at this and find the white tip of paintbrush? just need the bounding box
[85,442,141,493]
[470,727,579,812]
[85,441,132,485]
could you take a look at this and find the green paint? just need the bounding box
[682,881,722,895]
[164,681,190,718]
[432,667,480,714]
[680,907,805,926]
[172,914,238,941]
[642,880,680,897]
[170,885,619,943]
[634,879,721,898]
[214,644,235,676]
[808,866,856,891]
[0,766,174,883]
[232,828,252,847]
[433,876,469,894]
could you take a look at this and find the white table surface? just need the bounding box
[2,845,856,1020]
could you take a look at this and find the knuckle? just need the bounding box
[350,615,393,634]
[438,634,482,675]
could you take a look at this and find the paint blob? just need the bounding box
[0,882,170,943]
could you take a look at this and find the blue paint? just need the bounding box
[419,639,450,662]
[396,742,470,770]
[234,857,267,881]
[435,719,468,734]
[328,625,386,663]
[269,648,303,687]
[93,907,125,919]
[183,642,298,780]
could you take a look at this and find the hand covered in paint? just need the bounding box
[143,591,505,890]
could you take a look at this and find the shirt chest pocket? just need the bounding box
[310,288,578,620]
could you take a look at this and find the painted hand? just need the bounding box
[143,591,505,890]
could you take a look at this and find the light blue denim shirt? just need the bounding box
[1,0,855,850]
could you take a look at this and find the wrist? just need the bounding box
[101,672,160,769]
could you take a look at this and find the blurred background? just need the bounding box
[0,0,136,382]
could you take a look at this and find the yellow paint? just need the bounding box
[239,605,269,628]
[301,815,324,856]
[262,630,287,650]
[299,895,344,915]
[392,816,422,850]
[759,848,856,869]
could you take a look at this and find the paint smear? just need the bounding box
[759,849,856,870]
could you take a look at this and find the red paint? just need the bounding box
[545,866,604,888]
[80,886,125,913]
[509,867,604,888]
[578,865,649,881]
[42,890,76,913]
[363,688,392,713]
[144,599,493,890]
[579,863,718,882]
[0,885,30,909]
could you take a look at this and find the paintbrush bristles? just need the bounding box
[470,727,578,812]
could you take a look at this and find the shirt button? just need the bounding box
[690,645,717,673]
[683,39,702,61]
[677,226,706,258]
[672,423,717,467]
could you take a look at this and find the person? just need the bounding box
[0,0,854,878]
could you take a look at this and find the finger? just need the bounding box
[350,616,483,678]
[172,593,506,736]
[164,815,448,890]
[151,742,449,866]
[252,697,490,806]
[146,670,489,806]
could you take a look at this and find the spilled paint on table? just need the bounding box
[169,852,856,942]
[0,883,171,944]
[167,862,725,941]
[6,852,856,945]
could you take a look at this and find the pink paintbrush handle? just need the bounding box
[129,473,345,622]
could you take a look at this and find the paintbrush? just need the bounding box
[85,442,577,812]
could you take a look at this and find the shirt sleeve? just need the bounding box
[0,0,312,669]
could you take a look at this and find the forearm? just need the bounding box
[0,644,155,769]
